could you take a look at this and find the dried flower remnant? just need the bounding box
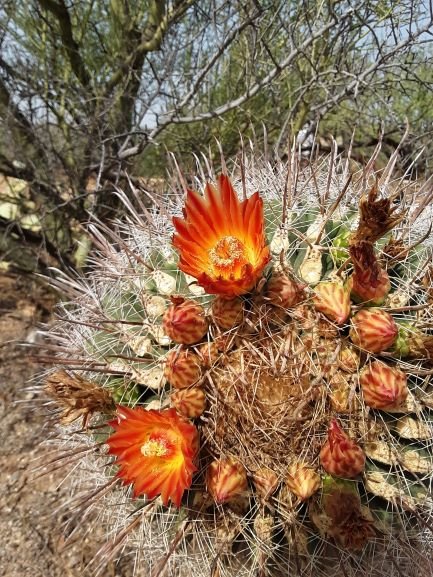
[173,175,270,297]
[350,183,405,244]
[107,406,198,507]
[321,478,376,550]
[45,370,114,426]
[348,241,391,305]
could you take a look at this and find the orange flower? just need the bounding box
[173,175,270,298]
[107,406,198,507]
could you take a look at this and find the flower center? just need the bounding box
[209,236,248,273]
[141,438,169,457]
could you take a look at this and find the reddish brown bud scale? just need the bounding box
[171,387,206,418]
[207,458,248,504]
[349,308,398,353]
[320,419,365,478]
[266,272,303,308]
[313,282,351,325]
[163,297,209,345]
[164,349,201,389]
[359,361,408,409]
[212,296,244,330]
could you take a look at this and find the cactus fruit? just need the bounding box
[42,149,433,577]
[265,270,304,308]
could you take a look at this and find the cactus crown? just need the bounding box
[43,148,433,577]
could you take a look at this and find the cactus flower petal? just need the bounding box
[173,175,270,297]
[107,406,198,507]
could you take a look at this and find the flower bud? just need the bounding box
[212,296,244,330]
[252,467,279,500]
[171,387,206,418]
[313,282,351,325]
[266,271,303,308]
[286,463,321,500]
[164,349,201,389]
[359,361,408,409]
[320,419,365,478]
[163,296,209,345]
[349,308,397,353]
[207,458,248,504]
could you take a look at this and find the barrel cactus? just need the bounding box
[43,147,433,577]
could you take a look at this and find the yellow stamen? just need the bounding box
[141,439,168,457]
[209,236,247,273]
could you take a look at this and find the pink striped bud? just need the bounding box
[163,297,209,345]
[320,419,365,478]
[207,458,248,504]
[171,387,206,418]
[164,349,201,389]
[349,308,397,353]
[313,282,351,325]
[266,272,304,308]
[359,361,408,409]
[212,296,244,330]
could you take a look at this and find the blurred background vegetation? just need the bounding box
[0,0,432,272]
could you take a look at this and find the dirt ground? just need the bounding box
[0,272,129,577]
